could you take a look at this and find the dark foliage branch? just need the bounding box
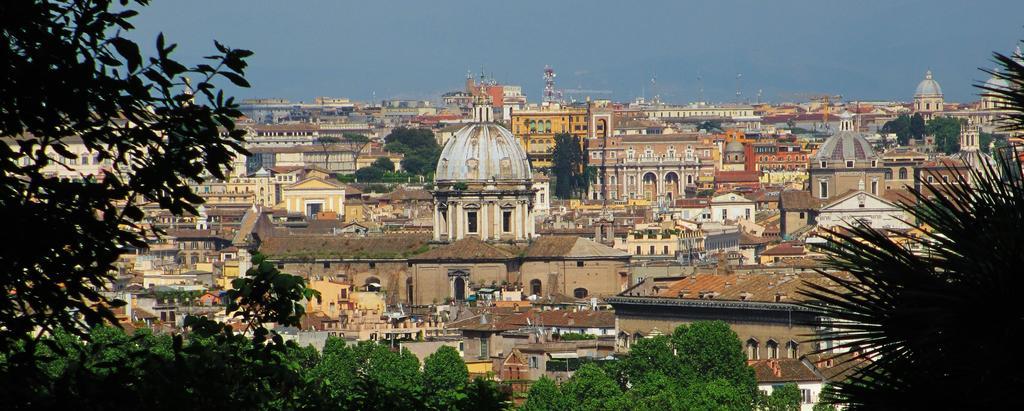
[0,0,251,355]
[799,127,1024,407]
[979,49,1024,133]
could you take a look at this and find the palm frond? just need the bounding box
[798,120,1024,409]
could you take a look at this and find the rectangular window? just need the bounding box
[846,160,854,168]
[502,210,512,232]
[479,338,489,359]
[871,181,878,195]
[745,209,751,220]
[576,261,584,267]
[467,211,478,233]
[649,245,655,255]
[819,181,828,199]
[721,209,728,220]
[323,262,330,269]
[663,245,669,254]
[636,246,641,255]
[801,389,813,404]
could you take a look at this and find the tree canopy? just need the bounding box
[384,127,440,176]
[925,116,963,154]
[550,133,592,199]
[880,113,927,146]
[0,0,252,356]
[372,156,396,172]
[520,321,760,411]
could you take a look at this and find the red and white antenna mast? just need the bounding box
[543,65,561,103]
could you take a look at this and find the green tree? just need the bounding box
[672,321,757,391]
[343,132,370,143]
[423,346,469,409]
[760,383,801,411]
[909,113,927,140]
[559,363,626,411]
[309,337,360,406]
[925,116,963,154]
[617,335,679,383]
[627,373,685,411]
[799,43,1024,408]
[358,342,424,410]
[384,127,440,176]
[681,378,752,411]
[980,131,999,154]
[373,156,396,172]
[520,377,567,411]
[551,133,590,199]
[880,114,912,145]
[698,120,723,132]
[316,135,342,170]
[0,0,251,357]
[354,166,385,182]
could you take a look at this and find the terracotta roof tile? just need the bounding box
[750,358,820,383]
[260,233,430,259]
[409,238,514,261]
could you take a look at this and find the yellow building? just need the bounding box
[281,177,347,218]
[510,105,590,168]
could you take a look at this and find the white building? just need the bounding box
[709,192,756,223]
[816,190,910,231]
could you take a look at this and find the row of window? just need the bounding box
[757,155,807,162]
[819,160,878,168]
[746,339,800,360]
[463,210,515,234]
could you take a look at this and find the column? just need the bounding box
[514,202,523,240]
[479,202,488,239]
[493,202,501,240]
[433,203,440,241]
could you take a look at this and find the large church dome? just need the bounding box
[813,112,879,162]
[915,70,943,97]
[435,107,532,183]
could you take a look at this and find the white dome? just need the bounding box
[915,70,943,97]
[813,129,879,162]
[984,73,1010,91]
[435,123,532,182]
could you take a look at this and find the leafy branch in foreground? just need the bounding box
[0,0,250,356]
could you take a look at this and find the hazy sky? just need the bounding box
[129,0,1024,104]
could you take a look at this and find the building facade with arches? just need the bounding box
[587,133,717,202]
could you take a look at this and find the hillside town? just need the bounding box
[6,2,1024,408]
[17,48,1018,408]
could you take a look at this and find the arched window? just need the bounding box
[365,277,382,292]
[746,338,759,360]
[899,167,908,180]
[530,279,542,296]
[786,341,799,358]
[573,288,589,299]
[453,277,466,301]
[767,340,779,359]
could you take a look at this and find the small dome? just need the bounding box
[984,72,1010,91]
[435,123,532,182]
[725,141,744,153]
[813,129,879,162]
[915,70,943,97]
